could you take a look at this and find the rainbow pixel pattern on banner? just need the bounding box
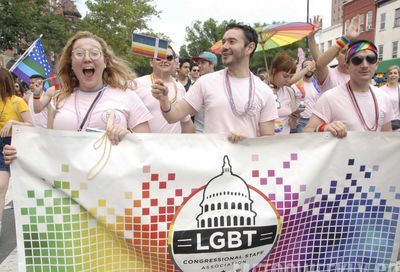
[11,127,400,272]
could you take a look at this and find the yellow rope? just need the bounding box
[87,111,115,180]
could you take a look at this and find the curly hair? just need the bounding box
[55,31,132,108]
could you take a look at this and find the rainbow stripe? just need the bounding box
[131,34,168,59]
[345,40,377,62]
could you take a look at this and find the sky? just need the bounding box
[75,0,332,50]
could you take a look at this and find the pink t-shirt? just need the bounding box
[53,87,151,131]
[28,93,48,128]
[320,66,350,93]
[313,84,394,131]
[274,86,296,135]
[380,84,400,120]
[135,75,190,133]
[183,69,278,137]
[294,79,321,119]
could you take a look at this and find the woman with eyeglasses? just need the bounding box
[0,68,33,236]
[268,53,302,135]
[3,31,152,163]
[380,65,400,131]
[304,40,394,137]
[135,46,194,133]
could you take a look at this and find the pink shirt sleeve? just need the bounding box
[311,93,332,123]
[259,83,279,123]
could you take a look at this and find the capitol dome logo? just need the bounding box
[169,156,281,272]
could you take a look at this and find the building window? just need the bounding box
[366,11,373,31]
[328,40,332,48]
[345,19,350,32]
[380,13,386,30]
[395,8,400,27]
[378,45,384,61]
[320,42,324,53]
[393,41,398,59]
[359,14,365,32]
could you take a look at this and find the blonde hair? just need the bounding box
[55,31,132,108]
[387,65,399,74]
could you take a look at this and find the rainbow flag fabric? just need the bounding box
[9,37,56,91]
[131,33,168,59]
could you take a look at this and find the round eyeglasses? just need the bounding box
[72,48,102,60]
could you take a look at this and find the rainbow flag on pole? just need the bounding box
[9,35,56,90]
[131,33,168,59]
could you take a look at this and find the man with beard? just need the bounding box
[304,40,394,137]
[136,46,194,133]
[151,23,278,142]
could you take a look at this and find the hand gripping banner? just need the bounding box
[11,126,400,271]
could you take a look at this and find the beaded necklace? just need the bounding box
[224,69,255,117]
[150,74,178,103]
[346,81,379,131]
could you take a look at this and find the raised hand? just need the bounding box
[346,16,360,41]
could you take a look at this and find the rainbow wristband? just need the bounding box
[336,35,350,50]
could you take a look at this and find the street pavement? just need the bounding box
[0,183,18,271]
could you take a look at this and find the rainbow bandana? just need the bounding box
[345,40,378,63]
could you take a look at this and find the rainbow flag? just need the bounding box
[9,36,56,91]
[131,33,168,59]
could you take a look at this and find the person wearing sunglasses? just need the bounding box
[189,63,200,85]
[151,23,278,142]
[304,40,394,137]
[135,46,195,133]
[380,65,400,131]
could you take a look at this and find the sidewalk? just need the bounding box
[0,182,18,271]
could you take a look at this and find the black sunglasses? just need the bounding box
[155,55,174,62]
[350,54,377,66]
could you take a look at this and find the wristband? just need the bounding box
[315,123,326,132]
[335,35,350,50]
[160,103,171,113]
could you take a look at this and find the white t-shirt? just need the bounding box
[135,75,190,133]
[28,92,48,128]
[312,84,394,131]
[320,66,350,93]
[380,84,400,120]
[183,69,278,137]
[53,87,151,131]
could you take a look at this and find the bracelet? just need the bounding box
[315,123,326,132]
[335,35,350,50]
[160,102,171,113]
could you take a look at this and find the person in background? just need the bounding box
[176,58,191,92]
[135,46,194,133]
[189,63,200,85]
[0,68,33,236]
[256,67,268,83]
[268,53,302,135]
[191,51,218,133]
[24,74,50,128]
[304,40,393,137]
[151,23,278,142]
[380,65,400,131]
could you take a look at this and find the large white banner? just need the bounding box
[11,126,400,271]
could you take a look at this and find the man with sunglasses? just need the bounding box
[151,23,277,142]
[304,40,394,137]
[135,46,195,133]
[23,74,48,128]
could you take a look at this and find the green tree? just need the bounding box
[78,0,160,75]
[179,18,235,59]
[0,0,73,54]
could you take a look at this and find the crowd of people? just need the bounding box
[0,17,399,235]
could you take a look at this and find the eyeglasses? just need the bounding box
[72,48,102,60]
[192,69,199,72]
[350,54,377,66]
[155,55,175,62]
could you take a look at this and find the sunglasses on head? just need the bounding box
[350,54,377,66]
[155,55,174,62]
